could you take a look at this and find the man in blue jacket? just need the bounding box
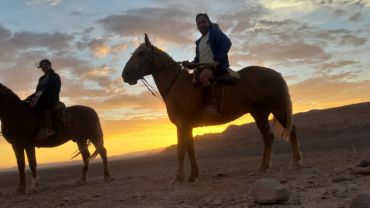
[26,59,61,138]
[183,13,232,114]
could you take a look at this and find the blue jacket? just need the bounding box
[193,27,232,72]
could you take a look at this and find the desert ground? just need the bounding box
[0,148,370,208]
[0,102,370,208]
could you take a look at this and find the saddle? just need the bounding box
[51,101,68,124]
[192,69,240,115]
[214,68,240,85]
[192,68,240,87]
[34,102,68,145]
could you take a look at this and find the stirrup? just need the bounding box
[202,105,220,116]
[41,128,56,136]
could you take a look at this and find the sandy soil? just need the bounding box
[0,146,369,208]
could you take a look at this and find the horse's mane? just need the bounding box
[153,46,174,61]
[0,83,21,102]
[152,45,182,70]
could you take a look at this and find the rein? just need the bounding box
[140,62,182,102]
[131,47,183,102]
[141,78,163,101]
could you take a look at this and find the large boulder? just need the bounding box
[349,194,370,208]
[357,160,370,168]
[251,178,290,204]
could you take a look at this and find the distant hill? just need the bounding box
[162,102,370,156]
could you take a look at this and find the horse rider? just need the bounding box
[182,13,232,114]
[26,59,61,140]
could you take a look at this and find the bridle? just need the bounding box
[125,46,182,101]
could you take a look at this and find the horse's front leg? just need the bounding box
[25,146,39,192]
[12,145,26,194]
[174,126,187,182]
[185,127,199,182]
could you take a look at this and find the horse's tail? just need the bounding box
[70,150,80,160]
[272,76,293,142]
[87,117,104,160]
[70,141,100,160]
[70,141,93,159]
[88,149,100,160]
[71,113,104,160]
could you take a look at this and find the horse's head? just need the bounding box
[0,83,22,118]
[122,34,155,85]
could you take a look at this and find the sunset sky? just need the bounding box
[0,0,369,169]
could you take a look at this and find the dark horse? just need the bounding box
[122,34,302,182]
[0,83,111,193]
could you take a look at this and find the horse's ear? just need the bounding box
[144,33,152,47]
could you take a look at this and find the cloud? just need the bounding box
[290,72,370,111]
[349,12,363,21]
[261,0,369,10]
[230,41,331,67]
[317,60,359,74]
[77,38,129,58]
[86,91,164,111]
[0,24,151,115]
[339,34,367,46]
[26,0,62,6]
[0,51,46,95]
[88,39,111,57]
[0,25,74,65]
[221,6,368,69]
[10,32,73,51]
[97,7,194,45]
[218,5,267,33]
[69,11,83,16]
[0,25,11,40]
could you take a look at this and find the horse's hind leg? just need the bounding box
[251,109,274,173]
[91,140,112,182]
[25,146,39,192]
[274,113,302,168]
[289,125,302,167]
[77,141,90,184]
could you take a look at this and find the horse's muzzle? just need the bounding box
[122,74,138,85]
[127,80,138,85]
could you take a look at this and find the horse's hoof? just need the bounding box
[258,168,269,176]
[292,161,302,169]
[258,163,270,174]
[30,187,39,193]
[75,179,86,186]
[30,181,39,193]
[172,176,185,185]
[175,177,185,182]
[16,187,25,195]
[187,176,198,183]
[104,176,114,182]
[171,178,185,187]
[30,184,39,193]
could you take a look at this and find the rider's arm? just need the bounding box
[213,29,231,64]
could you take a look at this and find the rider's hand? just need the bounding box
[212,62,220,69]
[182,61,196,69]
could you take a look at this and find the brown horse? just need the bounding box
[122,34,302,182]
[0,83,112,193]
